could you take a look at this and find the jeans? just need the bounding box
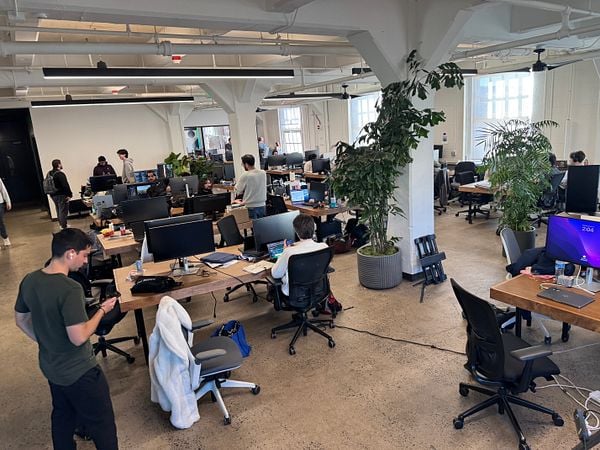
[48,366,118,450]
[248,206,266,220]
[0,203,7,238]
[51,195,69,229]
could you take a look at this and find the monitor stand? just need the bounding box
[581,267,600,293]
[172,257,199,276]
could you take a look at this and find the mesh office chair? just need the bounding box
[531,172,565,227]
[453,171,491,221]
[451,279,563,450]
[270,247,336,355]
[216,215,266,303]
[450,161,477,200]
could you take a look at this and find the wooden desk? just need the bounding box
[303,173,328,181]
[114,245,268,362]
[97,233,139,257]
[490,275,600,339]
[285,200,349,219]
[457,182,493,224]
[213,183,236,192]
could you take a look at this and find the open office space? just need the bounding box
[2,1,600,449]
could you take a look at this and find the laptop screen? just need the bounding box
[267,241,286,260]
[290,190,304,203]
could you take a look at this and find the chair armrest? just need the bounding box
[191,319,214,331]
[510,345,552,362]
[194,349,226,364]
[90,279,114,287]
[326,266,335,274]
[266,275,283,286]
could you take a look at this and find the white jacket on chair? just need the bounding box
[149,296,201,429]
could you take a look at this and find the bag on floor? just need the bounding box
[211,320,251,357]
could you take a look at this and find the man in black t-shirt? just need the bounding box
[48,159,73,229]
[15,229,119,449]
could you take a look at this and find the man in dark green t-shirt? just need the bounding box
[15,228,119,450]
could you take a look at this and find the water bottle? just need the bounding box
[555,260,566,279]
[135,259,143,273]
[330,193,337,208]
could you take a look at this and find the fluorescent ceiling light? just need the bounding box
[31,96,194,108]
[42,67,295,80]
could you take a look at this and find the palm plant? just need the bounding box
[478,119,557,232]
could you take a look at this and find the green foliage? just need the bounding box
[478,119,558,232]
[189,157,214,181]
[164,152,214,180]
[331,50,464,255]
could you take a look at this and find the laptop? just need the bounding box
[537,287,595,309]
[290,190,305,203]
[266,241,286,261]
[93,194,114,212]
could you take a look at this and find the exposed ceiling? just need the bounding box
[0,0,598,108]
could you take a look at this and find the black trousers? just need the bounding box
[48,365,118,450]
[51,195,69,229]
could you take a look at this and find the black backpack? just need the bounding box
[43,171,58,195]
[345,218,369,248]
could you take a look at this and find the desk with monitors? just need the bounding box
[183,193,231,218]
[251,210,299,253]
[120,196,170,241]
[90,175,120,192]
[311,158,331,174]
[170,175,199,197]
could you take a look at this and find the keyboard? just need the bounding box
[243,261,274,274]
[537,287,595,309]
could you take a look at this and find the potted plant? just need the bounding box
[164,152,213,180]
[331,50,464,289]
[478,119,557,252]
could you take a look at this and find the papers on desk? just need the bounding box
[474,180,491,189]
[203,260,239,269]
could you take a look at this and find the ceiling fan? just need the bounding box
[487,48,580,74]
[263,83,359,102]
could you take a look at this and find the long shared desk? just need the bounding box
[490,274,600,339]
[114,245,269,363]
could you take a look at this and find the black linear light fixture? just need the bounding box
[351,66,478,76]
[42,63,295,80]
[263,93,335,101]
[31,95,195,108]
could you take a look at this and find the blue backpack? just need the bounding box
[211,320,251,357]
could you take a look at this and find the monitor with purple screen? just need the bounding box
[546,215,600,291]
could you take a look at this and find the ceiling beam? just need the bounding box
[264,0,315,13]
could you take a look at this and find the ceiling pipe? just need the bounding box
[268,71,375,95]
[0,24,353,47]
[0,41,359,57]
[489,0,600,17]
[452,20,600,60]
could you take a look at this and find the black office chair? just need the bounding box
[434,168,449,215]
[266,194,288,216]
[270,247,336,355]
[68,271,139,364]
[450,279,563,450]
[450,161,477,199]
[453,171,491,221]
[531,171,565,227]
[217,215,266,303]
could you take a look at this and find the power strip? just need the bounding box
[589,390,600,405]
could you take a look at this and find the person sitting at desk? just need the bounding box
[560,150,587,189]
[304,153,317,173]
[198,178,213,195]
[93,156,116,176]
[146,170,170,197]
[271,214,328,297]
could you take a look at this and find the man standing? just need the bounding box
[234,154,267,219]
[257,137,269,159]
[15,228,119,449]
[48,159,72,230]
[116,149,135,184]
[93,156,117,176]
[0,176,11,247]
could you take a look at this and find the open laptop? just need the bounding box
[290,190,305,203]
[266,241,285,261]
[537,287,595,309]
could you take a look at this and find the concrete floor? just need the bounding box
[1,206,599,449]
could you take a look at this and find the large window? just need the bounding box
[278,107,303,153]
[349,93,380,142]
[465,73,533,160]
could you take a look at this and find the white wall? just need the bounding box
[31,104,174,218]
[432,87,464,162]
[184,108,229,127]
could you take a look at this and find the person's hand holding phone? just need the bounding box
[99,297,118,315]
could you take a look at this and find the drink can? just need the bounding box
[135,260,143,272]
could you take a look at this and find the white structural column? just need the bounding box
[201,79,280,177]
[167,104,187,155]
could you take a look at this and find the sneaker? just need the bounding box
[2,237,10,247]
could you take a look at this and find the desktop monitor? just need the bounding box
[209,153,224,163]
[308,181,328,202]
[111,184,128,204]
[267,154,286,168]
[125,182,153,199]
[183,193,230,216]
[169,175,199,196]
[565,165,600,214]
[146,217,215,264]
[546,215,600,291]
[304,150,319,161]
[311,158,331,174]
[133,170,152,183]
[89,175,119,192]
[223,163,235,181]
[120,196,170,226]
[434,144,444,160]
[212,164,225,182]
[144,213,205,252]
[285,152,304,168]
[252,210,299,251]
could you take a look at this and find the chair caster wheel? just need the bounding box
[552,413,564,426]
[252,295,258,303]
[518,441,530,450]
[453,418,463,429]
[329,322,335,329]
[251,386,261,395]
[544,336,552,345]
[288,346,296,355]
[126,357,135,364]
[224,295,230,302]
[561,333,569,342]
[134,337,140,345]
[271,332,276,339]
[459,385,469,397]
[328,339,335,348]
[311,310,319,317]
[224,417,231,426]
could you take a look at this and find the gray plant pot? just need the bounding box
[514,227,536,254]
[356,245,403,289]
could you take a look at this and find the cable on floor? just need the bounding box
[334,324,466,356]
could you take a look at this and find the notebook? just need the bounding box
[537,287,595,309]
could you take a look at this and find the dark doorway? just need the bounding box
[0,109,44,207]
